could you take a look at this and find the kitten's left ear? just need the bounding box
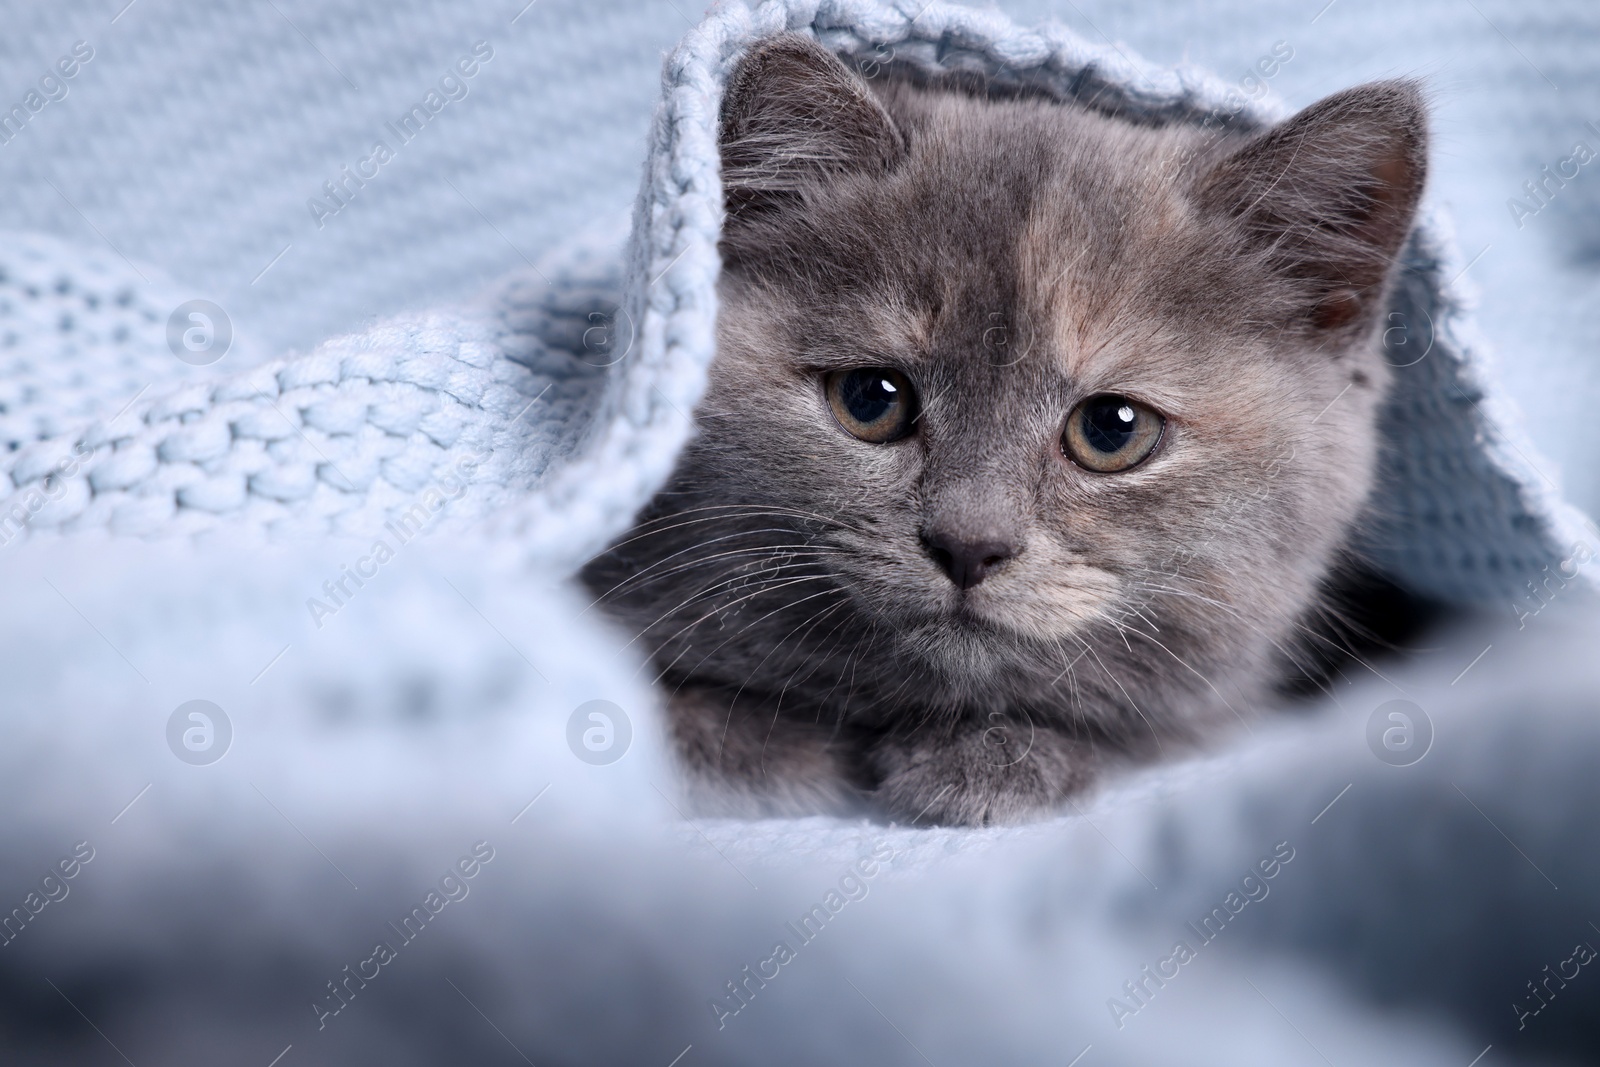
[719,34,905,216]
[1198,80,1428,333]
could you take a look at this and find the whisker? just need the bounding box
[584,540,846,610]
[592,502,865,550]
[1131,575,1394,697]
[1072,632,1166,756]
[1110,618,1249,731]
[675,585,850,693]
[774,605,859,717]
[630,564,827,636]
[590,516,829,564]
[755,599,853,773]
[623,572,837,660]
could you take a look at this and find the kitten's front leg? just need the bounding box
[869,715,1099,826]
[666,686,872,818]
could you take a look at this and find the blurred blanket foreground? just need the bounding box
[2,2,1600,1064]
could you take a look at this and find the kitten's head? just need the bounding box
[584,35,1427,737]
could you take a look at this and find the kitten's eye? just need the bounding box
[1063,394,1164,472]
[825,368,918,443]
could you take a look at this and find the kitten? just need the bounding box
[581,34,1428,825]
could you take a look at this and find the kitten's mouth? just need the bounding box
[832,551,1111,644]
[896,590,1012,637]
[949,595,999,627]
[877,572,1114,647]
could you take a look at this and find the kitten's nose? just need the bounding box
[922,532,1018,590]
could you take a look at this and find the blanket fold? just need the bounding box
[3,3,1598,1066]
[3,2,1593,600]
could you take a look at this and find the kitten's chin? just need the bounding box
[949,587,1103,644]
[841,570,1106,659]
[855,586,1083,645]
[893,600,1056,659]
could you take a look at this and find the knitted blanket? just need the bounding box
[3,3,1599,1065]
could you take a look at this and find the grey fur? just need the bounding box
[581,34,1428,826]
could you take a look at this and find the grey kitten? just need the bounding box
[581,34,1428,825]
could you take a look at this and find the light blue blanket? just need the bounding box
[1,2,1597,1064]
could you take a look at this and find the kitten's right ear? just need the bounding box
[719,34,904,215]
[1198,80,1428,335]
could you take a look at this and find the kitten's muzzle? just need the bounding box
[921,531,1019,590]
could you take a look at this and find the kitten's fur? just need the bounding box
[582,35,1428,825]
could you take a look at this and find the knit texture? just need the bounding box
[0,226,626,561]
[1,0,1591,605]
[3,5,1600,1066]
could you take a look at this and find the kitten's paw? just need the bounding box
[870,720,1096,827]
